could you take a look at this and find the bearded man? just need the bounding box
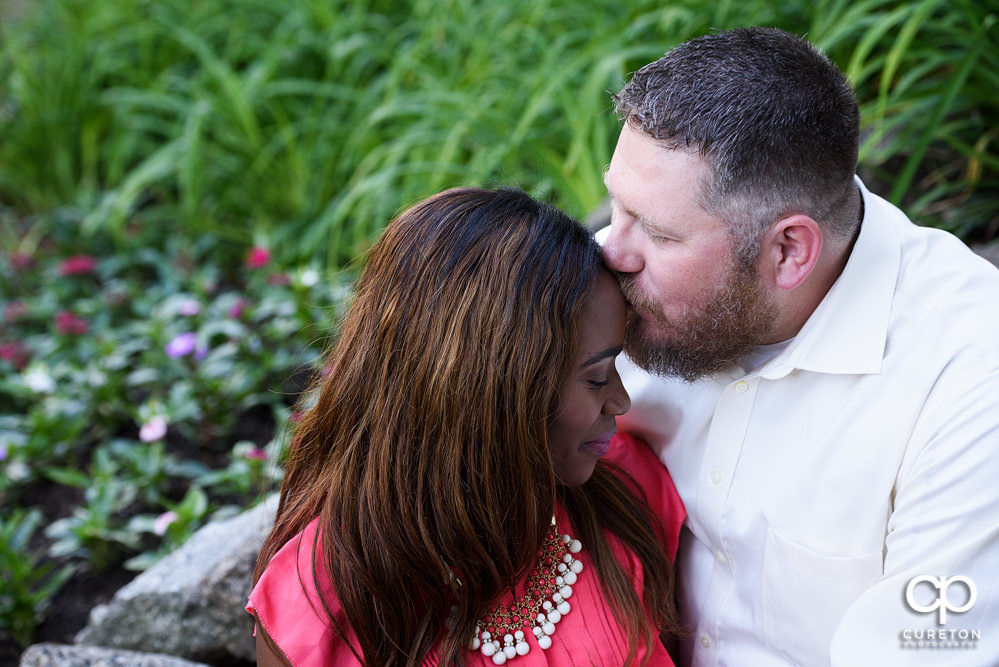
[600,26,999,666]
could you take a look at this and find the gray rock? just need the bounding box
[75,495,278,664]
[19,643,212,667]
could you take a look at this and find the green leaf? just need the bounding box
[43,467,92,488]
[890,14,996,204]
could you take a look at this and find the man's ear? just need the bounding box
[760,214,824,291]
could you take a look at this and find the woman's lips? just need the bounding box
[580,431,615,457]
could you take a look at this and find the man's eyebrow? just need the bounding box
[582,346,622,368]
[600,170,666,234]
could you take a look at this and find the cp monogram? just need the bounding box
[905,575,977,624]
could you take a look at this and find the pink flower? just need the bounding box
[177,299,201,316]
[0,443,7,461]
[245,247,270,270]
[59,255,97,276]
[165,332,208,359]
[165,332,197,357]
[55,310,88,335]
[244,447,268,461]
[0,341,31,370]
[227,299,247,319]
[3,301,28,322]
[153,510,179,536]
[9,253,35,271]
[139,416,168,442]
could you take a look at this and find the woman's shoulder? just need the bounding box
[247,518,364,666]
[603,431,676,496]
[604,432,686,560]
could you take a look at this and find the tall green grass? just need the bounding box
[1,0,996,267]
[811,0,999,239]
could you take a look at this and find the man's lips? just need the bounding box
[580,430,615,457]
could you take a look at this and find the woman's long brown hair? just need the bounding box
[254,187,681,665]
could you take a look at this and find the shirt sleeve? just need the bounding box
[830,369,999,666]
[604,432,686,561]
[246,518,364,666]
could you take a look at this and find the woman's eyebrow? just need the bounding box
[582,346,622,368]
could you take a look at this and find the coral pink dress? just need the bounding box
[247,433,685,665]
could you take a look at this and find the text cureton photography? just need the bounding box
[900,575,981,650]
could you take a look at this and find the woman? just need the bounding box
[248,188,685,665]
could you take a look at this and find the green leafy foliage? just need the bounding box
[0,228,339,643]
[809,0,999,238]
[0,510,75,646]
[3,0,991,270]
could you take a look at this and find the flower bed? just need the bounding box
[0,228,345,657]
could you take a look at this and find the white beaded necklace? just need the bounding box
[448,518,584,664]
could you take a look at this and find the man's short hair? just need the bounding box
[613,27,860,264]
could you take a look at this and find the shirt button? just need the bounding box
[734,380,749,393]
[715,550,727,564]
[709,470,723,484]
[700,634,713,649]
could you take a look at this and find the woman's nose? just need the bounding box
[605,375,631,416]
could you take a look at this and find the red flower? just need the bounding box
[0,341,31,370]
[59,255,97,276]
[55,310,89,335]
[9,253,35,271]
[245,247,270,270]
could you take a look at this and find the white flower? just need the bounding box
[6,459,30,482]
[24,365,56,393]
[299,268,320,287]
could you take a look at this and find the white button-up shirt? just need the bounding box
[615,179,999,666]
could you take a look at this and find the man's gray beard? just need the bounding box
[619,266,778,383]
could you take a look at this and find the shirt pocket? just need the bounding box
[762,527,882,666]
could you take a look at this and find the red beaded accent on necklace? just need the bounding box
[454,517,585,664]
[479,523,564,635]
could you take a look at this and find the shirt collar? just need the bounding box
[759,177,899,379]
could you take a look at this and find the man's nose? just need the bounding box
[600,222,644,275]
